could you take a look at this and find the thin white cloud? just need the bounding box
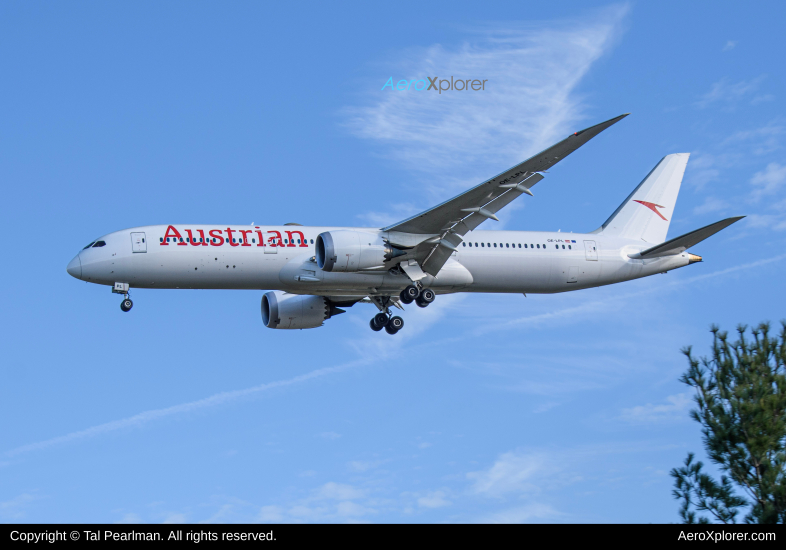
[747,213,786,231]
[259,505,284,522]
[314,482,366,501]
[115,512,143,524]
[258,482,375,523]
[162,512,188,524]
[750,162,786,201]
[620,393,691,423]
[686,122,784,190]
[467,449,555,497]
[347,459,386,473]
[479,503,561,523]
[417,490,451,509]
[722,40,737,52]
[695,76,766,109]
[684,152,721,190]
[692,196,727,215]
[343,5,629,202]
[721,121,784,154]
[0,493,40,520]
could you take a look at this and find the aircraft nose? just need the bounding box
[66,254,82,279]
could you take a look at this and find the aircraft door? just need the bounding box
[131,232,147,253]
[265,236,278,254]
[584,240,597,261]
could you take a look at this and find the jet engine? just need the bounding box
[315,230,405,272]
[261,291,345,329]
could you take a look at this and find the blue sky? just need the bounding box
[1,1,785,523]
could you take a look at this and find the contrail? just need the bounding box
[4,359,369,458]
[480,253,786,333]
[7,254,781,460]
[4,290,457,460]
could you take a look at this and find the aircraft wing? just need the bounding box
[383,113,630,276]
[629,216,745,259]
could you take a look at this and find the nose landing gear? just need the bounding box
[113,282,133,313]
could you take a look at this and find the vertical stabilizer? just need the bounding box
[595,153,689,243]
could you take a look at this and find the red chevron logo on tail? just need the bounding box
[633,200,668,221]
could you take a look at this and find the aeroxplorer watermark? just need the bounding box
[382,76,488,94]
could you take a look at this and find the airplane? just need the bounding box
[66,114,743,334]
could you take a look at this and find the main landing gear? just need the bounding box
[399,284,435,308]
[367,285,436,334]
[370,312,404,335]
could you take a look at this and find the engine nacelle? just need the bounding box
[261,291,344,329]
[315,230,404,272]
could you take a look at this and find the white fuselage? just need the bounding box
[67,224,693,296]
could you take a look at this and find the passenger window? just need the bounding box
[481,243,484,247]
[493,243,497,247]
[142,238,145,243]
[92,241,106,248]
[310,239,314,244]
[506,243,509,248]
[562,245,565,249]
[536,244,540,249]
[555,245,558,249]
[568,245,572,249]
[518,244,521,248]
[462,242,466,247]
[159,238,163,243]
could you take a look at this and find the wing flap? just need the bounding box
[383,114,629,235]
[385,114,629,278]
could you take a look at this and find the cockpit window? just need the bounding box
[82,241,96,250]
[92,241,106,248]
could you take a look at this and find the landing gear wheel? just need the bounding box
[373,312,389,328]
[400,285,419,304]
[120,298,133,312]
[416,288,435,307]
[387,316,404,332]
[369,318,383,331]
[384,324,398,335]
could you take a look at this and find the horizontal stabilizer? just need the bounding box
[628,216,744,259]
